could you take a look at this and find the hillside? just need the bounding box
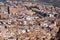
[0,0,60,7]
[40,0,60,7]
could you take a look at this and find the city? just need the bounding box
[0,0,60,40]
